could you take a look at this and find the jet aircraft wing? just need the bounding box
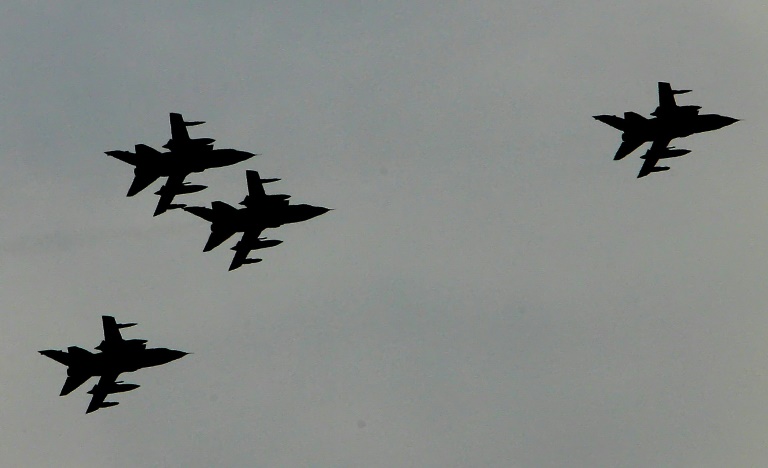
[154,174,187,216]
[228,230,266,271]
[127,171,160,197]
[85,372,120,414]
[204,227,239,252]
[637,138,672,178]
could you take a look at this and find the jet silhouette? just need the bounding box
[594,82,738,177]
[105,113,256,215]
[40,316,187,413]
[184,170,330,270]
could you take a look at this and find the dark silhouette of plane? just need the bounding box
[39,316,187,413]
[184,170,330,270]
[105,113,256,215]
[594,82,738,177]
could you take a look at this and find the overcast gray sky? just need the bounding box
[2,1,768,466]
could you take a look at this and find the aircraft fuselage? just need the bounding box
[64,348,187,378]
[621,113,738,143]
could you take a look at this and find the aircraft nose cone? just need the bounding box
[308,206,331,219]
[234,151,256,163]
[166,350,189,362]
[712,115,739,129]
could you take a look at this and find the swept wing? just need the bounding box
[153,174,187,216]
[85,372,120,414]
[637,138,672,178]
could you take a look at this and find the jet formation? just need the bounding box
[106,113,255,215]
[594,82,738,178]
[39,316,187,413]
[104,113,330,270]
[42,84,737,415]
[184,170,331,270]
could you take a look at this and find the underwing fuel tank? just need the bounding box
[155,183,207,196]
[232,239,283,251]
[88,382,140,394]
[657,148,690,159]
[640,148,691,160]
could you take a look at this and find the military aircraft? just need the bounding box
[594,82,738,177]
[39,316,187,414]
[105,113,256,215]
[184,170,330,270]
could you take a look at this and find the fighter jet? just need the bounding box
[39,316,187,414]
[105,113,256,215]
[594,82,738,176]
[184,170,330,270]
